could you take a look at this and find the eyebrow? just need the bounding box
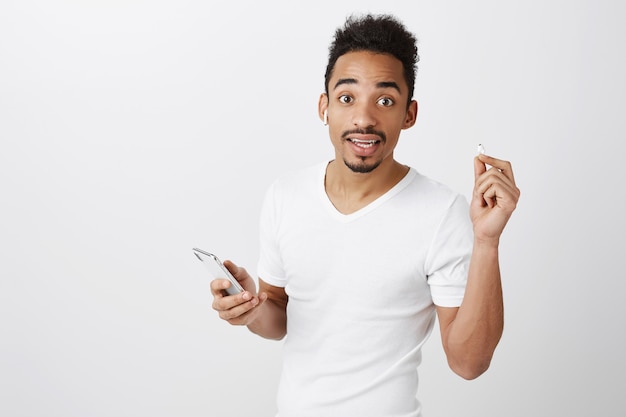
[333,78,402,93]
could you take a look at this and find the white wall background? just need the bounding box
[1,1,624,416]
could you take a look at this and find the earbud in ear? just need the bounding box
[323,110,328,126]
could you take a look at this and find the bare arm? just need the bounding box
[437,154,520,380]
[247,279,288,340]
[210,261,288,340]
[436,242,503,379]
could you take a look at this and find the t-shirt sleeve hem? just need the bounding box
[257,265,287,288]
[430,289,465,308]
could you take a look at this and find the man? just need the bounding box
[211,13,520,416]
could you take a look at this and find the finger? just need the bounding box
[481,184,499,208]
[212,287,252,312]
[223,260,249,285]
[473,157,495,208]
[226,304,259,326]
[476,176,509,199]
[475,171,515,195]
[217,294,265,324]
[474,164,519,202]
[475,164,520,198]
[477,154,516,183]
[474,155,487,181]
[476,177,520,211]
[210,278,231,297]
[473,182,496,209]
[228,293,270,325]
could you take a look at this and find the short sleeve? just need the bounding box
[256,181,287,288]
[425,194,473,307]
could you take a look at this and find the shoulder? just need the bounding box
[261,162,327,210]
[266,162,326,196]
[404,168,468,208]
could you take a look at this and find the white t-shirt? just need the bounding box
[257,162,473,417]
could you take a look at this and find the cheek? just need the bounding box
[328,129,344,149]
[329,123,346,139]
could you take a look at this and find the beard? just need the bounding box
[341,127,386,174]
[343,156,383,173]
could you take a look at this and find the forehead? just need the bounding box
[330,50,407,92]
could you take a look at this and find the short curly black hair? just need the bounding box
[324,14,419,107]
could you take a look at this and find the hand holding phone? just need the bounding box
[193,248,243,295]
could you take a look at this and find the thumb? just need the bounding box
[474,155,487,181]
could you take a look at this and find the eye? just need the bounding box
[338,95,353,104]
[377,97,394,107]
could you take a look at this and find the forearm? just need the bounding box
[443,239,504,379]
[247,298,287,341]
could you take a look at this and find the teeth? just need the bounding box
[350,139,378,147]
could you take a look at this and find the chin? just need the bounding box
[344,158,382,174]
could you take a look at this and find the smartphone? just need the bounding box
[192,248,243,295]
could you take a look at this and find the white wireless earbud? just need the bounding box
[323,110,328,126]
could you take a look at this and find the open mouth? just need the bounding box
[347,138,381,148]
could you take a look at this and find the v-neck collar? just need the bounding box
[318,161,417,222]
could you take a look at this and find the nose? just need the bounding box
[351,102,377,128]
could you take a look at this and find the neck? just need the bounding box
[324,158,409,214]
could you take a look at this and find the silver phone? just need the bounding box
[192,248,243,295]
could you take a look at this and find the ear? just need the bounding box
[318,93,329,123]
[402,100,418,129]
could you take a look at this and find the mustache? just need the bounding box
[341,128,386,143]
